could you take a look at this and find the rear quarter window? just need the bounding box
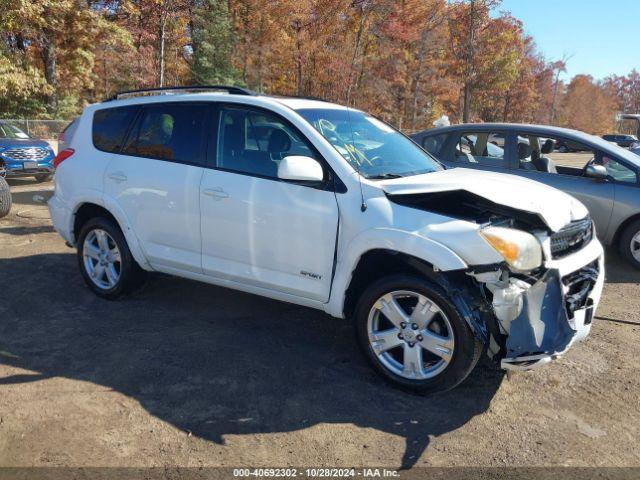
[92,106,138,153]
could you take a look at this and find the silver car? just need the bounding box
[412,124,640,269]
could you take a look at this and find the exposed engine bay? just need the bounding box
[388,189,549,231]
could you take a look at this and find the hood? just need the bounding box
[0,138,52,150]
[379,168,588,232]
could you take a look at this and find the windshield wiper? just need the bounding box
[366,173,404,180]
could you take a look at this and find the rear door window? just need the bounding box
[454,132,507,167]
[123,103,208,165]
[93,106,138,153]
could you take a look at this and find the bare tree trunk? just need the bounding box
[346,9,369,105]
[293,21,303,96]
[463,83,472,123]
[158,12,167,87]
[462,0,476,123]
[41,27,58,113]
[410,35,428,131]
[550,70,561,123]
[503,91,510,122]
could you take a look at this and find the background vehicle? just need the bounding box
[0,120,55,182]
[602,134,638,148]
[49,88,604,394]
[412,123,640,269]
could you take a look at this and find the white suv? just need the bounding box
[49,86,604,393]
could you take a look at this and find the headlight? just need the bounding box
[479,226,542,271]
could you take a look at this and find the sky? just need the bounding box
[497,0,639,81]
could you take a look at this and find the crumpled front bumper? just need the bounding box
[476,238,604,371]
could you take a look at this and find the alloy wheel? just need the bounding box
[367,290,455,380]
[631,230,640,263]
[82,229,122,290]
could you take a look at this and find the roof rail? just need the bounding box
[105,85,256,101]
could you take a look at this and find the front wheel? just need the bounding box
[77,217,146,299]
[620,219,640,270]
[354,275,482,394]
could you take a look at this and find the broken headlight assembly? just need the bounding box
[479,226,543,272]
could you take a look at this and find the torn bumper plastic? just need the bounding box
[475,238,605,371]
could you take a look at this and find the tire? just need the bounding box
[354,274,482,394]
[35,174,53,183]
[0,176,11,218]
[619,219,640,270]
[77,216,146,299]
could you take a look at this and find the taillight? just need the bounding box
[53,148,75,168]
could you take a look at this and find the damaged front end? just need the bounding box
[387,186,605,371]
[470,254,603,370]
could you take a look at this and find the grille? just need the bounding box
[562,260,599,319]
[3,147,50,161]
[550,217,593,259]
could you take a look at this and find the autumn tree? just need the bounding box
[191,0,239,85]
[604,70,640,114]
[0,0,132,116]
[559,75,617,135]
[447,0,501,122]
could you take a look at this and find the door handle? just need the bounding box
[202,187,229,199]
[108,172,128,183]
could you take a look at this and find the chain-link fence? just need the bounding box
[1,119,72,154]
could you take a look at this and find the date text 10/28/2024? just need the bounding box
[233,468,400,478]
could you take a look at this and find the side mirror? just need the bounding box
[585,164,608,181]
[277,156,324,183]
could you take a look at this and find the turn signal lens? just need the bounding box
[53,148,75,168]
[479,226,543,271]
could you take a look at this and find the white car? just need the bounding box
[49,86,604,394]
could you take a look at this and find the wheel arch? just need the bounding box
[611,212,640,249]
[341,249,443,320]
[338,248,491,347]
[326,229,470,319]
[72,200,151,270]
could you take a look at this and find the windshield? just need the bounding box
[296,108,442,179]
[0,122,30,139]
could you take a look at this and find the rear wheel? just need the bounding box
[77,217,146,299]
[354,274,482,394]
[620,219,640,270]
[0,176,11,218]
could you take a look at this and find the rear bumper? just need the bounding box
[48,194,74,245]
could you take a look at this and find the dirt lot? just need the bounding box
[0,178,639,470]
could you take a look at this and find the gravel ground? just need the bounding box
[0,178,639,470]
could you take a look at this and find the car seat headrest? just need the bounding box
[541,138,555,154]
[517,142,531,160]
